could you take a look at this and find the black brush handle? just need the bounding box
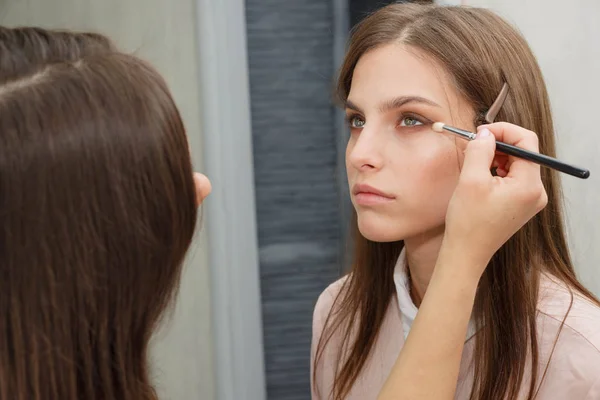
[495,141,590,179]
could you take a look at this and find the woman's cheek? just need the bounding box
[419,142,462,199]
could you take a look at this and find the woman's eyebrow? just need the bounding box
[345,96,442,114]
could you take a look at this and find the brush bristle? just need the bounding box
[432,122,445,133]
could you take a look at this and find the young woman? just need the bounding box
[311,4,600,400]
[0,28,210,400]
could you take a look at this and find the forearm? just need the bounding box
[378,246,484,400]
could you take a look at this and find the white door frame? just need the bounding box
[194,0,266,399]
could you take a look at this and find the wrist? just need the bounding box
[433,238,490,290]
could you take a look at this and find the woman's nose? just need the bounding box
[347,128,384,172]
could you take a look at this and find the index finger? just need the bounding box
[478,122,540,151]
[478,122,541,182]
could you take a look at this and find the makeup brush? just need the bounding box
[431,122,590,180]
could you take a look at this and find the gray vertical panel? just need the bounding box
[245,1,341,399]
[196,0,266,398]
[333,0,352,266]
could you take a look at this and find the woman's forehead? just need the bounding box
[349,43,460,111]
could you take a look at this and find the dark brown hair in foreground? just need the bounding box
[0,33,197,399]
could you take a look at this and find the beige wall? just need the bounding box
[461,0,600,296]
[0,1,215,399]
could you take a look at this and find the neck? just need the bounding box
[403,226,445,307]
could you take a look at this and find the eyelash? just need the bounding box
[345,112,429,130]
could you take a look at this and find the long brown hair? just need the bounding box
[314,4,600,399]
[0,42,197,399]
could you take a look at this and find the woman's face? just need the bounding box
[345,43,476,242]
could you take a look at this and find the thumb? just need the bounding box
[461,128,496,180]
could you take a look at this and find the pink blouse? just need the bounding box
[311,256,600,399]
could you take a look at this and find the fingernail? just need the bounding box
[477,128,491,139]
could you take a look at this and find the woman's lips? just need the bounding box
[352,183,396,206]
[354,192,395,205]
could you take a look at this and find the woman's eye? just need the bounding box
[399,116,423,127]
[349,116,365,128]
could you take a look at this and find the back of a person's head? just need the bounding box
[0,47,197,399]
[0,26,114,83]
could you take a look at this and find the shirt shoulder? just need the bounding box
[537,274,600,353]
[311,275,350,399]
[535,275,600,398]
[313,275,350,323]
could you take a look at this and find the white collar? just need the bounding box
[393,247,477,341]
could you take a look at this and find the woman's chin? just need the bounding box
[356,212,446,244]
[357,215,404,243]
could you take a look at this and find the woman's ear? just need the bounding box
[193,172,212,206]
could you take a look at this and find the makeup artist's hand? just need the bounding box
[442,122,548,278]
[194,172,212,206]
